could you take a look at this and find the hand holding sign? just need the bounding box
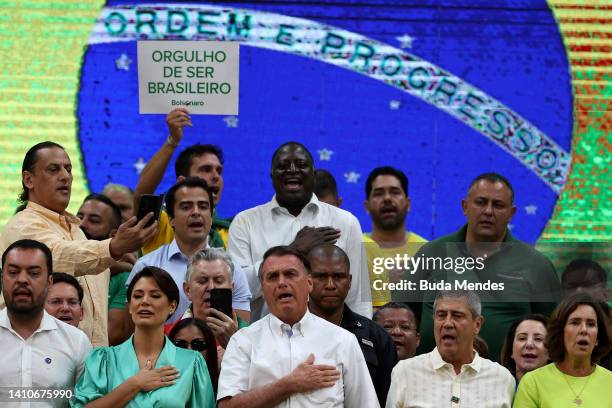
[138,41,239,114]
[166,108,192,143]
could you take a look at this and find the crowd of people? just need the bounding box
[0,108,610,407]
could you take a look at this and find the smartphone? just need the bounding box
[136,194,163,227]
[210,288,233,318]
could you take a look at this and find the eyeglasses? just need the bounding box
[173,339,208,351]
[47,298,81,308]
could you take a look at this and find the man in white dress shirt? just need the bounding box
[228,142,372,321]
[218,246,379,408]
[386,290,515,408]
[0,239,91,407]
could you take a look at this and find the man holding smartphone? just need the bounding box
[181,248,248,349]
[0,142,156,347]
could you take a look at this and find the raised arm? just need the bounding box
[133,108,192,212]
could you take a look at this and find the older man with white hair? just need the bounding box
[386,290,515,408]
[180,248,248,348]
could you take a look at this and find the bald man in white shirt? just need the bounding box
[227,142,372,321]
[218,246,379,408]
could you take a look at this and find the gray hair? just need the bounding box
[433,290,482,318]
[185,248,234,282]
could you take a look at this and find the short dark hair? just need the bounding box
[545,292,612,364]
[165,177,214,218]
[365,166,409,198]
[468,172,514,203]
[168,318,218,393]
[50,272,84,303]
[2,239,53,276]
[270,142,314,169]
[259,245,311,280]
[314,169,339,200]
[18,141,65,207]
[175,144,224,179]
[373,302,419,328]
[307,244,350,272]
[126,266,180,309]
[500,314,549,375]
[562,259,608,288]
[82,193,122,230]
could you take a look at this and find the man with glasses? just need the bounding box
[44,272,84,328]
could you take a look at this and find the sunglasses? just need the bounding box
[173,339,208,352]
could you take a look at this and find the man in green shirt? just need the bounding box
[406,173,560,361]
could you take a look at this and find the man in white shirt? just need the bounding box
[228,142,372,320]
[386,290,515,408]
[128,177,251,323]
[0,239,91,407]
[218,246,379,408]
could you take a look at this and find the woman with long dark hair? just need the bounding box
[73,267,215,407]
[169,318,219,395]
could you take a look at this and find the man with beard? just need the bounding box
[135,108,230,253]
[128,178,251,323]
[411,173,560,361]
[77,193,133,345]
[0,141,156,347]
[307,244,397,407]
[0,240,91,403]
[363,167,426,307]
[228,142,372,321]
[45,272,84,327]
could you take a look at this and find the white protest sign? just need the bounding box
[137,41,239,114]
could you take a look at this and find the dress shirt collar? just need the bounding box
[166,238,209,261]
[430,346,482,373]
[26,201,81,226]
[0,309,59,337]
[268,309,314,338]
[267,194,320,216]
[167,239,183,260]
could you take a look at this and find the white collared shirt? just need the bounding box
[218,311,380,408]
[128,239,252,322]
[228,194,373,320]
[0,309,92,407]
[386,347,515,408]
